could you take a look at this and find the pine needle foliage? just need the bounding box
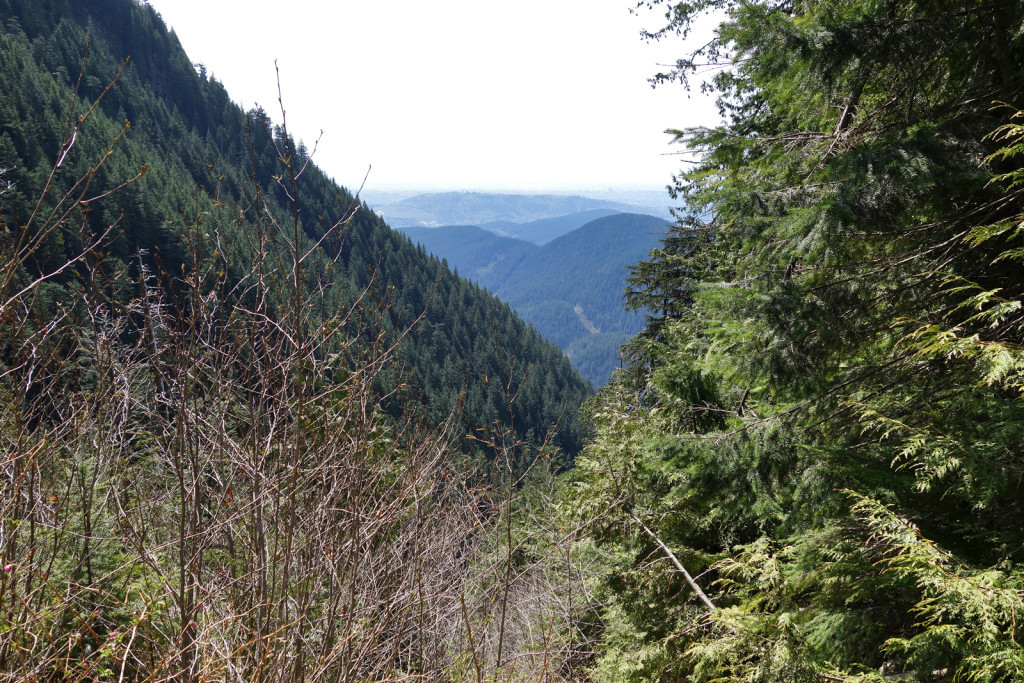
[569,0,1024,680]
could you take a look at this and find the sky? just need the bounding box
[144,0,722,193]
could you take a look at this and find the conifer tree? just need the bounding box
[571,1,1024,679]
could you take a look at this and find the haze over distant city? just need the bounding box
[144,0,721,193]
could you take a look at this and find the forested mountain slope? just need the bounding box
[404,213,667,385]
[0,0,590,459]
[399,224,539,286]
[0,1,595,679]
[568,0,1024,680]
[492,213,666,322]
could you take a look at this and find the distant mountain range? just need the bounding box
[402,212,670,385]
[371,191,672,229]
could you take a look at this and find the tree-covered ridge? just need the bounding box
[481,208,623,245]
[494,213,666,330]
[0,0,590,462]
[570,0,1024,680]
[404,213,667,385]
[399,224,539,287]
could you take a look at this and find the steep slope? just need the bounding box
[493,213,666,383]
[0,0,591,459]
[493,213,668,320]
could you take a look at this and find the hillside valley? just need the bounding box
[0,2,599,676]
[476,207,622,244]
[3,0,1024,681]
[402,212,668,385]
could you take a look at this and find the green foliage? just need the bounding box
[0,0,591,468]
[569,0,1024,680]
[848,492,1024,682]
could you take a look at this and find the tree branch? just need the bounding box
[629,512,717,612]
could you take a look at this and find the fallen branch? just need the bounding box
[629,512,717,612]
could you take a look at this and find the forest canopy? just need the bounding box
[570,0,1024,680]
[3,0,1024,680]
[0,0,591,678]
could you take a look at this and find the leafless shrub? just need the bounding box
[449,352,603,683]
[0,49,612,683]
[0,62,495,682]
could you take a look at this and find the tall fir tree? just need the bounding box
[570,1,1024,680]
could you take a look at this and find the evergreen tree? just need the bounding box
[0,0,592,469]
[571,1,1024,679]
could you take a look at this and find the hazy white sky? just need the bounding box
[144,0,720,192]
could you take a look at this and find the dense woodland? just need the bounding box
[0,0,590,679]
[0,0,590,463]
[571,0,1024,680]
[2,0,1024,681]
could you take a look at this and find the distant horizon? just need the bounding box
[356,184,676,203]
[360,180,671,190]
[362,186,678,230]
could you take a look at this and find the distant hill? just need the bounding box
[400,226,538,284]
[374,191,667,228]
[478,208,622,244]
[403,213,670,385]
